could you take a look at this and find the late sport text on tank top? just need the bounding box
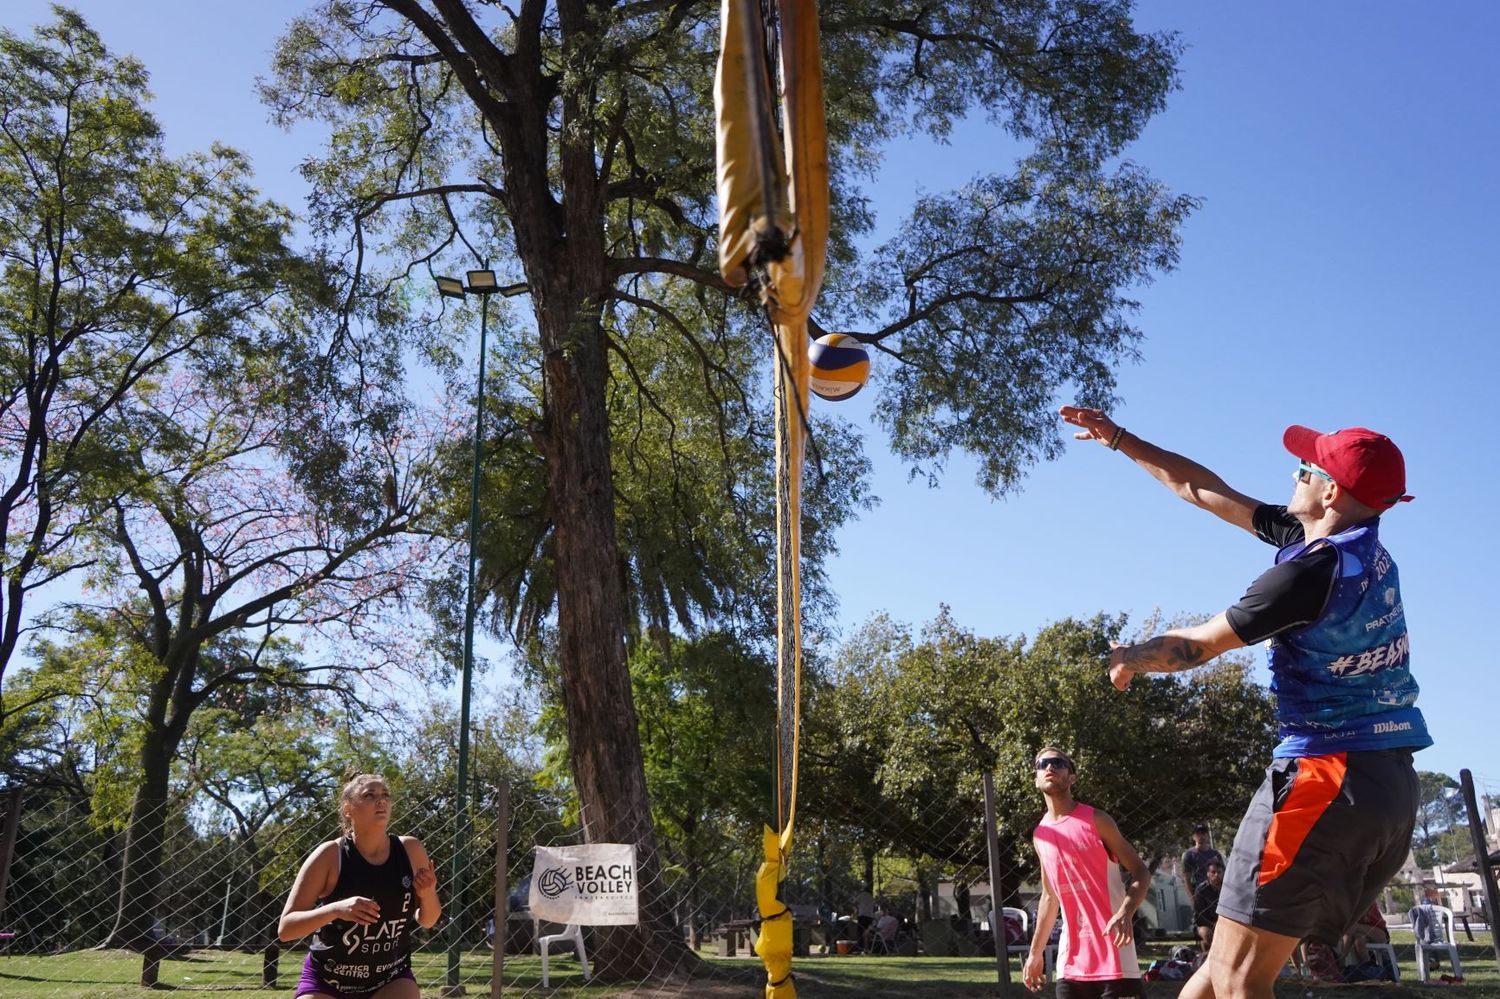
[1033,802,1139,982]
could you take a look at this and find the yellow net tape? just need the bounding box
[715,1,828,994]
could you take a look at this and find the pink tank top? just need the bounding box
[1033,802,1139,982]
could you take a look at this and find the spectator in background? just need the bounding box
[955,881,973,928]
[817,899,835,955]
[866,906,900,954]
[1194,861,1224,953]
[1339,903,1390,977]
[1180,825,1225,892]
[853,888,876,944]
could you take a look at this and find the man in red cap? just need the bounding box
[1058,406,1429,999]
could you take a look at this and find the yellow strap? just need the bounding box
[714,0,790,288]
[765,0,829,324]
[717,4,828,996]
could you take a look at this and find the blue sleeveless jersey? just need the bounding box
[1266,519,1432,758]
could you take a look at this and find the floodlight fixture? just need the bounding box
[465,269,499,294]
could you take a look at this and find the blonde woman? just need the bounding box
[279,775,441,999]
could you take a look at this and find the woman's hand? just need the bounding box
[331,896,381,926]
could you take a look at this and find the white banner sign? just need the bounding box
[528,843,639,926]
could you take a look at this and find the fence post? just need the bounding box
[982,769,1011,994]
[491,783,508,999]
[262,942,280,987]
[0,787,23,926]
[141,939,166,987]
[1459,769,1500,975]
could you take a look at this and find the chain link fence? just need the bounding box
[4,758,1489,997]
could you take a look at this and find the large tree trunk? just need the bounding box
[485,0,692,979]
[234,839,276,949]
[539,298,687,977]
[101,731,175,950]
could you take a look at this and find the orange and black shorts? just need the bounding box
[1217,749,1418,944]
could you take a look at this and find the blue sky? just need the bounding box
[6,2,1496,786]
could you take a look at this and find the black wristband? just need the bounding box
[1108,427,1125,451]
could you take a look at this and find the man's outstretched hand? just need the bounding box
[1059,405,1121,446]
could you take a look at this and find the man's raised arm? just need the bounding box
[1060,405,1263,533]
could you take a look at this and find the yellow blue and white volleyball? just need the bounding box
[807,333,870,401]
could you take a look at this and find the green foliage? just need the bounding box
[1423,823,1477,873]
[529,631,775,854]
[805,609,1276,879]
[631,634,774,837]
[0,11,326,686]
[1412,770,1462,867]
[422,277,875,653]
[258,0,1194,641]
[384,695,563,864]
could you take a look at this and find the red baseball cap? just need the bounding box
[1283,425,1414,510]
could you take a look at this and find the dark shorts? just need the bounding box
[1056,979,1145,999]
[295,953,415,999]
[1218,749,1418,944]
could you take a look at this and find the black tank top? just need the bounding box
[309,834,416,993]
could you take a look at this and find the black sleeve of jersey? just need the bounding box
[1252,504,1305,548]
[1224,545,1339,645]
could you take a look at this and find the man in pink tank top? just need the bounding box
[1025,747,1151,999]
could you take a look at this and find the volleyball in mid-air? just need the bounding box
[808,333,870,401]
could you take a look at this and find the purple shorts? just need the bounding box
[295,953,415,998]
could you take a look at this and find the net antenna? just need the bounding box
[715,0,829,995]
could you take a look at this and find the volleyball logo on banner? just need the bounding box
[527,843,639,925]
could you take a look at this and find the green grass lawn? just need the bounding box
[1,940,1498,998]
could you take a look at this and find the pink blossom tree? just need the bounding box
[0,13,318,697]
[72,340,446,949]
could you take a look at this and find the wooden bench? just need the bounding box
[711,918,813,958]
[716,919,756,957]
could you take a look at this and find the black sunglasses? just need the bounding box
[1035,757,1072,772]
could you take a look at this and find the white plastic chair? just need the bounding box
[1409,905,1461,981]
[1367,940,1400,981]
[992,906,1055,981]
[539,923,591,988]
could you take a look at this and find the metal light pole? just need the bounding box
[434,269,525,993]
[981,770,1011,994]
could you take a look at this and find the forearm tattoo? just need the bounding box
[1117,635,1211,673]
